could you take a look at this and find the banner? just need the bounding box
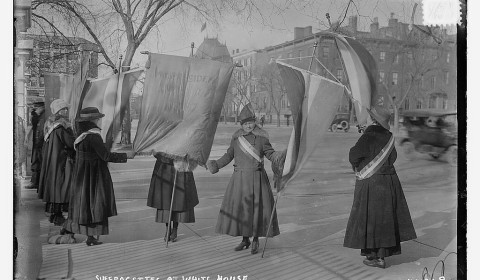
[81,68,142,149]
[133,53,234,165]
[335,36,378,125]
[277,61,345,191]
[43,52,90,127]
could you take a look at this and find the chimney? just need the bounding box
[349,16,358,32]
[370,17,379,33]
[294,27,303,40]
[305,26,312,36]
[388,12,398,27]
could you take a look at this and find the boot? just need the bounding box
[251,238,259,254]
[86,236,102,246]
[234,237,251,251]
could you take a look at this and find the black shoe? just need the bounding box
[251,240,259,254]
[363,258,385,269]
[234,240,251,251]
[170,228,178,242]
[86,237,102,246]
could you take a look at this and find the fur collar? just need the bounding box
[44,116,71,141]
[232,125,269,139]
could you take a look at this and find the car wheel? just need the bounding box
[447,145,457,166]
[402,141,416,160]
[331,124,338,132]
[340,120,349,131]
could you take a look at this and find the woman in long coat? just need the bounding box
[63,107,127,246]
[344,106,417,268]
[38,99,75,226]
[147,153,199,242]
[207,106,283,254]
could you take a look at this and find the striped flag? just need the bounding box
[81,68,143,149]
[276,61,345,191]
[335,35,379,125]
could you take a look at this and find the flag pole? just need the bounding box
[308,41,319,72]
[261,187,283,258]
[166,169,178,248]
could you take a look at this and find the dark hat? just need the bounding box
[239,105,255,125]
[31,101,45,108]
[367,106,391,130]
[76,107,105,122]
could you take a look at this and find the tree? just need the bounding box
[30,0,291,142]
[255,62,286,127]
[374,26,451,133]
[227,67,257,124]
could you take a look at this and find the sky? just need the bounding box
[122,0,429,71]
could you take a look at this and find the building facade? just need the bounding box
[227,14,457,125]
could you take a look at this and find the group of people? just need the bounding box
[29,100,417,267]
[35,101,127,246]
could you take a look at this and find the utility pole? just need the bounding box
[191,42,195,57]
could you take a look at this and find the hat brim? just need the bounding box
[76,113,105,122]
[240,116,256,125]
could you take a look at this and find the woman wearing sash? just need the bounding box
[207,105,284,254]
[38,99,75,227]
[63,107,127,246]
[344,106,416,268]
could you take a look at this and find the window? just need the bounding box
[336,69,344,82]
[379,71,385,83]
[446,53,450,63]
[39,76,45,87]
[298,50,303,60]
[404,98,410,110]
[407,52,413,64]
[392,72,398,85]
[416,100,422,109]
[380,51,386,62]
[288,52,293,58]
[431,76,436,88]
[445,71,450,85]
[247,57,251,67]
[394,54,400,64]
[322,47,329,58]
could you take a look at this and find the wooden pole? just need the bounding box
[308,41,319,72]
[166,169,178,248]
[261,189,282,258]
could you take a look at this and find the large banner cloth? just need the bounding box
[133,54,234,165]
[44,53,90,125]
[81,69,142,149]
[277,61,345,191]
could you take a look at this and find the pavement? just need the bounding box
[14,124,459,280]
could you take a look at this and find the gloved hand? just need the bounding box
[206,160,219,174]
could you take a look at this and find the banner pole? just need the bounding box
[308,41,318,72]
[261,187,283,258]
[166,169,178,248]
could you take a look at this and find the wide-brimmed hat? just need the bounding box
[239,105,256,125]
[367,106,391,130]
[50,99,70,115]
[76,107,105,122]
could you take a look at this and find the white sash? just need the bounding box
[356,135,395,180]
[74,128,102,150]
[238,136,263,163]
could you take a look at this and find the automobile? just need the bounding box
[398,109,457,165]
[329,113,350,132]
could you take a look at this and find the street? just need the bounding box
[16,123,457,280]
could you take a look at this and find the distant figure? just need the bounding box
[260,115,265,127]
[38,99,75,228]
[206,105,285,254]
[27,102,45,189]
[63,107,127,246]
[344,106,416,269]
[147,153,199,243]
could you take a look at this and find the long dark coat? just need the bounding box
[68,132,126,225]
[215,126,280,237]
[38,118,75,204]
[344,125,417,250]
[147,153,199,212]
[31,110,45,185]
